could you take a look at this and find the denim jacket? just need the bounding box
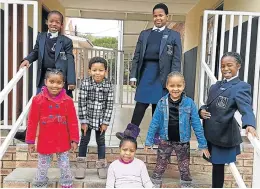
[145,93,208,149]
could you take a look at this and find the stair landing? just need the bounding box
[3,168,211,188]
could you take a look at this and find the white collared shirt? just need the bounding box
[224,72,239,82]
[152,25,166,32]
[47,30,58,38]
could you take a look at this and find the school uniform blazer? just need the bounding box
[24,32,76,87]
[130,28,182,88]
[200,77,256,147]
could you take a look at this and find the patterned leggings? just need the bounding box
[33,151,73,188]
[152,141,192,182]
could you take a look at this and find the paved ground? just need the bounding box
[83,104,199,149]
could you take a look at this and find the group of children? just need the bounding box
[20,9,258,189]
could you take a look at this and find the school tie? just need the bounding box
[47,33,52,39]
[154,29,161,32]
[221,79,227,85]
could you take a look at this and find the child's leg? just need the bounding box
[78,129,92,157]
[95,130,107,179]
[96,130,106,159]
[212,163,224,188]
[33,153,52,188]
[173,142,192,182]
[151,141,174,187]
[75,129,91,179]
[57,151,73,188]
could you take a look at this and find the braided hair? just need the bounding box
[119,137,137,150]
[45,68,64,82]
[48,10,64,24]
[221,52,242,65]
[166,71,185,85]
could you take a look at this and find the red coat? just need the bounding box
[26,88,79,154]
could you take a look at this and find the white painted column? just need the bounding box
[116,20,123,104]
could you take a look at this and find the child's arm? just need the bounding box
[64,39,76,86]
[23,33,40,64]
[235,84,256,128]
[78,80,89,124]
[141,162,154,188]
[106,164,116,188]
[26,97,40,144]
[102,84,114,126]
[190,100,208,149]
[145,101,163,147]
[67,99,80,143]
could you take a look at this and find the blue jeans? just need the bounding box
[78,129,105,159]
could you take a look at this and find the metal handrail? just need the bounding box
[0,67,27,104]
[0,66,32,160]
[0,97,32,159]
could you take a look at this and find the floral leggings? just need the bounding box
[152,141,192,182]
[33,151,73,188]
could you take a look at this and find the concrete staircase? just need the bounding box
[1,137,255,188]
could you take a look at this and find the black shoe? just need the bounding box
[115,132,124,140]
[14,130,26,143]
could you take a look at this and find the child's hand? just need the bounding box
[28,144,35,157]
[200,109,211,119]
[71,142,78,153]
[81,124,88,136]
[202,149,211,158]
[20,60,30,69]
[100,124,108,135]
[130,81,136,88]
[68,85,75,90]
[246,126,259,139]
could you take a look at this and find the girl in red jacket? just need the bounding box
[26,68,79,188]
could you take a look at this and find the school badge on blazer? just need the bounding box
[60,52,67,60]
[166,45,173,55]
[216,96,229,109]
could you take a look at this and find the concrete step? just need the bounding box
[3,168,211,188]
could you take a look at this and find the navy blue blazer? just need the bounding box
[130,28,182,88]
[200,77,256,147]
[24,32,76,87]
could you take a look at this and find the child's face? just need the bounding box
[166,76,185,100]
[89,62,107,83]
[44,74,64,96]
[221,56,241,79]
[153,8,168,28]
[120,141,136,163]
[47,13,63,33]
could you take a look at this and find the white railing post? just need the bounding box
[236,15,243,53]
[12,3,18,125]
[23,4,29,126]
[116,20,123,104]
[32,1,38,95]
[228,14,234,51]
[244,16,252,82]
[218,14,226,80]
[4,2,9,126]
[199,11,208,105]
[210,15,218,76]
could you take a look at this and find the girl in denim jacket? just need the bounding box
[144,72,210,188]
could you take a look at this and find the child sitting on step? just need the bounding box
[145,72,210,188]
[26,69,79,188]
[106,137,154,188]
[76,57,114,179]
